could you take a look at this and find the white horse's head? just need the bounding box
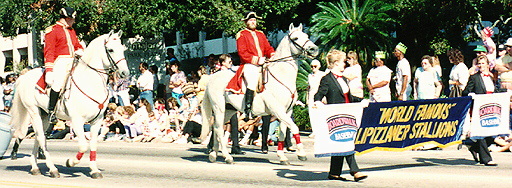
[103,30,130,78]
[84,30,130,79]
[288,23,319,59]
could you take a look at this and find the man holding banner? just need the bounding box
[313,49,367,182]
[462,55,508,166]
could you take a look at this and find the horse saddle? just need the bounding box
[225,64,266,94]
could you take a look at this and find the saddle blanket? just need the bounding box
[36,69,47,94]
[225,64,265,94]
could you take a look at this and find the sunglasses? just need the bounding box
[311,65,319,68]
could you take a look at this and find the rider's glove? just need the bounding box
[258,57,266,65]
[74,49,84,58]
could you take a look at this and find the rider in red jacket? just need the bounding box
[44,7,84,115]
[235,12,275,120]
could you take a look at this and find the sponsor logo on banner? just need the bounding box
[327,114,357,142]
[479,103,501,127]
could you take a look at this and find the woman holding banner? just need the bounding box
[313,49,368,181]
[462,55,502,166]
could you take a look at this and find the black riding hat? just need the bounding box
[60,7,76,19]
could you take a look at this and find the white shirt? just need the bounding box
[137,70,154,91]
[395,58,412,91]
[449,63,469,90]
[336,76,350,94]
[481,73,495,92]
[307,70,325,105]
[368,66,392,102]
[343,64,364,98]
[433,65,442,77]
[415,67,440,99]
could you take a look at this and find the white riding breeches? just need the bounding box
[243,64,261,91]
[46,57,74,92]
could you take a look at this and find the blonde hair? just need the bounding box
[198,65,208,75]
[123,106,136,116]
[431,55,440,66]
[347,51,359,65]
[326,49,346,69]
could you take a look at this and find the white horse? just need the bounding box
[10,30,129,179]
[201,24,318,164]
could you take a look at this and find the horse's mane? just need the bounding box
[82,34,110,63]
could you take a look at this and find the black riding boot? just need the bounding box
[243,89,255,121]
[48,90,59,123]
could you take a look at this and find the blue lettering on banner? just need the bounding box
[481,117,500,127]
[331,130,357,142]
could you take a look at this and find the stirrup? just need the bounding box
[49,111,57,124]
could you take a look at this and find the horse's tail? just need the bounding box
[9,82,31,139]
[199,92,213,141]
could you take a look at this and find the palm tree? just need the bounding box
[310,0,396,67]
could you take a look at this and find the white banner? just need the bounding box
[469,92,511,139]
[309,102,367,157]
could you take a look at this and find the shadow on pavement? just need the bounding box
[274,168,328,181]
[5,164,99,178]
[414,157,476,165]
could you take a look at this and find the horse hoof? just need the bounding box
[50,170,60,178]
[225,158,234,164]
[66,159,74,167]
[208,153,217,163]
[298,155,308,161]
[30,169,41,175]
[10,152,17,160]
[280,160,291,165]
[91,172,103,179]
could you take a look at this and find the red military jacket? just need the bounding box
[44,21,83,71]
[236,29,275,65]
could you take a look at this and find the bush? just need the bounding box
[292,105,311,131]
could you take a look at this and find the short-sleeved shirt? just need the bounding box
[343,64,363,98]
[137,70,154,91]
[169,71,186,94]
[395,58,412,92]
[449,63,469,90]
[415,67,441,99]
[368,66,392,102]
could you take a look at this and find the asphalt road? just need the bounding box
[1,137,511,188]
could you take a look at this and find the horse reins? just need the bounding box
[266,31,315,63]
[262,31,313,111]
[68,38,124,122]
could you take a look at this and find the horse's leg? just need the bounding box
[269,106,307,162]
[10,138,22,160]
[88,119,103,179]
[29,137,41,175]
[39,110,60,177]
[276,122,290,165]
[285,111,307,161]
[66,118,87,168]
[28,109,60,177]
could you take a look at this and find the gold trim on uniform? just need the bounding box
[249,29,262,57]
[236,31,242,40]
[251,56,259,65]
[44,26,53,34]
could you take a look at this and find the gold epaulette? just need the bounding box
[44,25,54,34]
[236,31,243,40]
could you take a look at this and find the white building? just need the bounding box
[0,32,39,77]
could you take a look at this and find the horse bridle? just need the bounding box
[267,30,315,63]
[69,38,126,121]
